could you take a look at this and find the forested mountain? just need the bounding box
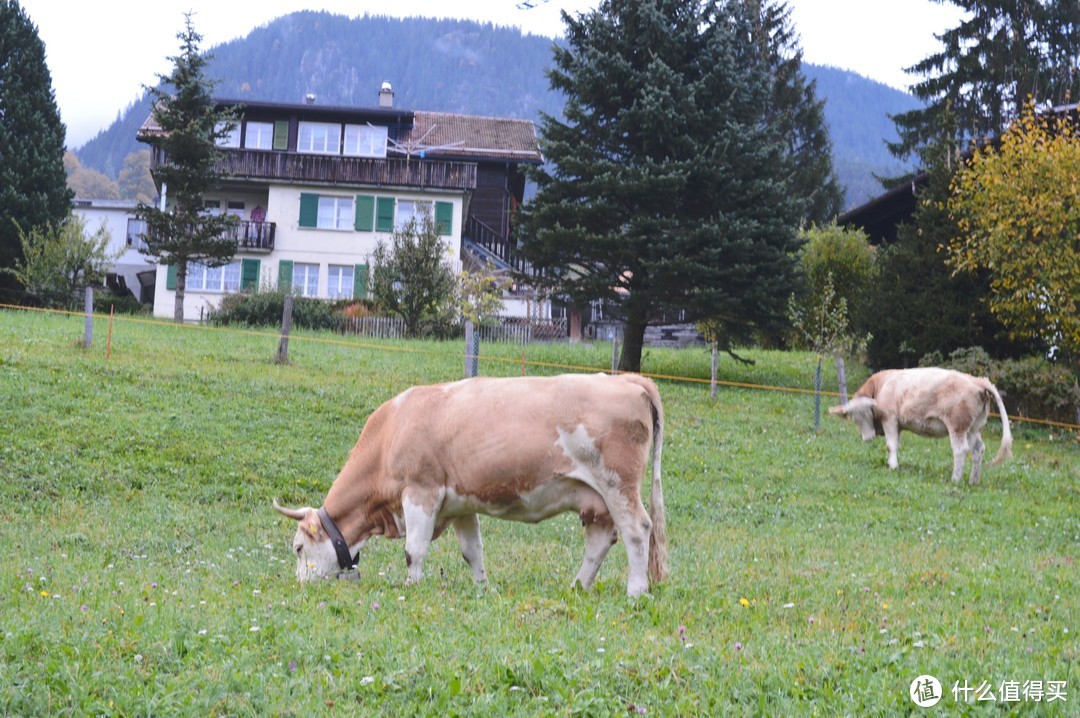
[74,11,918,210]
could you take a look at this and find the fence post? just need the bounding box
[83,286,93,348]
[464,320,478,378]
[610,335,619,374]
[277,295,292,364]
[813,355,823,431]
[711,343,719,398]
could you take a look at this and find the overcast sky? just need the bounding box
[20,0,965,148]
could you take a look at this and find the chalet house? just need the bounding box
[71,198,155,303]
[136,86,544,321]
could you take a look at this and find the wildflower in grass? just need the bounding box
[734,642,743,651]
[39,591,48,598]
[372,602,380,610]
[678,625,687,643]
[289,660,297,672]
[739,598,750,608]
[360,676,375,686]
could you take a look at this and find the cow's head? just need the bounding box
[829,396,878,442]
[273,500,358,581]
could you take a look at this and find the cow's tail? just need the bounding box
[984,379,1013,466]
[624,374,669,584]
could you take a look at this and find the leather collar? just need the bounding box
[317,506,359,571]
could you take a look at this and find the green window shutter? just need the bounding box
[165,264,177,290]
[298,193,319,228]
[354,195,375,232]
[273,120,289,151]
[240,258,260,290]
[353,264,368,299]
[435,201,453,236]
[375,197,395,232]
[278,260,294,291]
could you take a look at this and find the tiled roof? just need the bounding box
[398,111,543,164]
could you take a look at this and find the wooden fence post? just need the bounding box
[711,343,719,398]
[464,320,478,378]
[277,295,292,364]
[610,335,619,374]
[83,286,93,348]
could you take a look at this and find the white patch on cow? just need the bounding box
[293,526,339,582]
[555,423,617,490]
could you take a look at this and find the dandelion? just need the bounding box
[738,597,750,608]
[39,591,48,598]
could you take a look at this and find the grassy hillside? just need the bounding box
[73,12,915,210]
[0,309,1074,714]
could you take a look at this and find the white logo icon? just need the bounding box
[910,675,943,707]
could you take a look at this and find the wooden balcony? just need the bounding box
[151,148,478,191]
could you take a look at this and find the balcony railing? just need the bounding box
[232,220,275,252]
[151,147,478,191]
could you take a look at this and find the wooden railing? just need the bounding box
[152,147,477,191]
[232,220,275,251]
[464,216,541,277]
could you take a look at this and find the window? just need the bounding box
[395,200,433,230]
[187,261,242,292]
[215,122,241,148]
[245,121,274,150]
[327,265,353,299]
[343,124,388,157]
[317,196,353,230]
[292,263,319,297]
[297,121,341,154]
[126,218,147,250]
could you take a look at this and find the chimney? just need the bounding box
[378,81,394,108]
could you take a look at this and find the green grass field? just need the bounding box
[0,309,1075,716]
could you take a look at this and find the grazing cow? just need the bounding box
[274,373,668,597]
[829,367,1013,483]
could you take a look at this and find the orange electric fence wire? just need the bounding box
[4,303,1078,432]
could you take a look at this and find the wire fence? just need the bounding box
[4,301,1078,432]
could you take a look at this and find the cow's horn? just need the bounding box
[272,498,308,521]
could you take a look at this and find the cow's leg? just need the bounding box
[451,514,488,585]
[883,420,901,469]
[603,495,653,597]
[402,491,441,584]
[968,431,985,484]
[573,513,618,591]
[947,429,970,483]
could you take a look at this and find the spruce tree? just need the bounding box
[0,0,73,302]
[889,0,1080,164]
[517,0,806,372]
[135,14,238,322]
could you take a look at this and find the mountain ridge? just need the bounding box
[74,11,919,210]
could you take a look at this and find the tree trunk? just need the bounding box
[173,261,186,324]
[618,304,648,373]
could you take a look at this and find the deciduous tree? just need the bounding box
[3,212,120,305]
[370,213,456,337]
[948,106,1080,369]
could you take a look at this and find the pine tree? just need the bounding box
[889,0,1080,164]
[517,0,806,372]
[134,14,239,323]
[0,0,73,302]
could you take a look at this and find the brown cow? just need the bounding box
[829,367,1013,483]
[274,373,668,597]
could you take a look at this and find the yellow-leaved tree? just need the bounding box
[948,105,1080,368]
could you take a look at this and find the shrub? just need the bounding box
[210,290,340,331]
